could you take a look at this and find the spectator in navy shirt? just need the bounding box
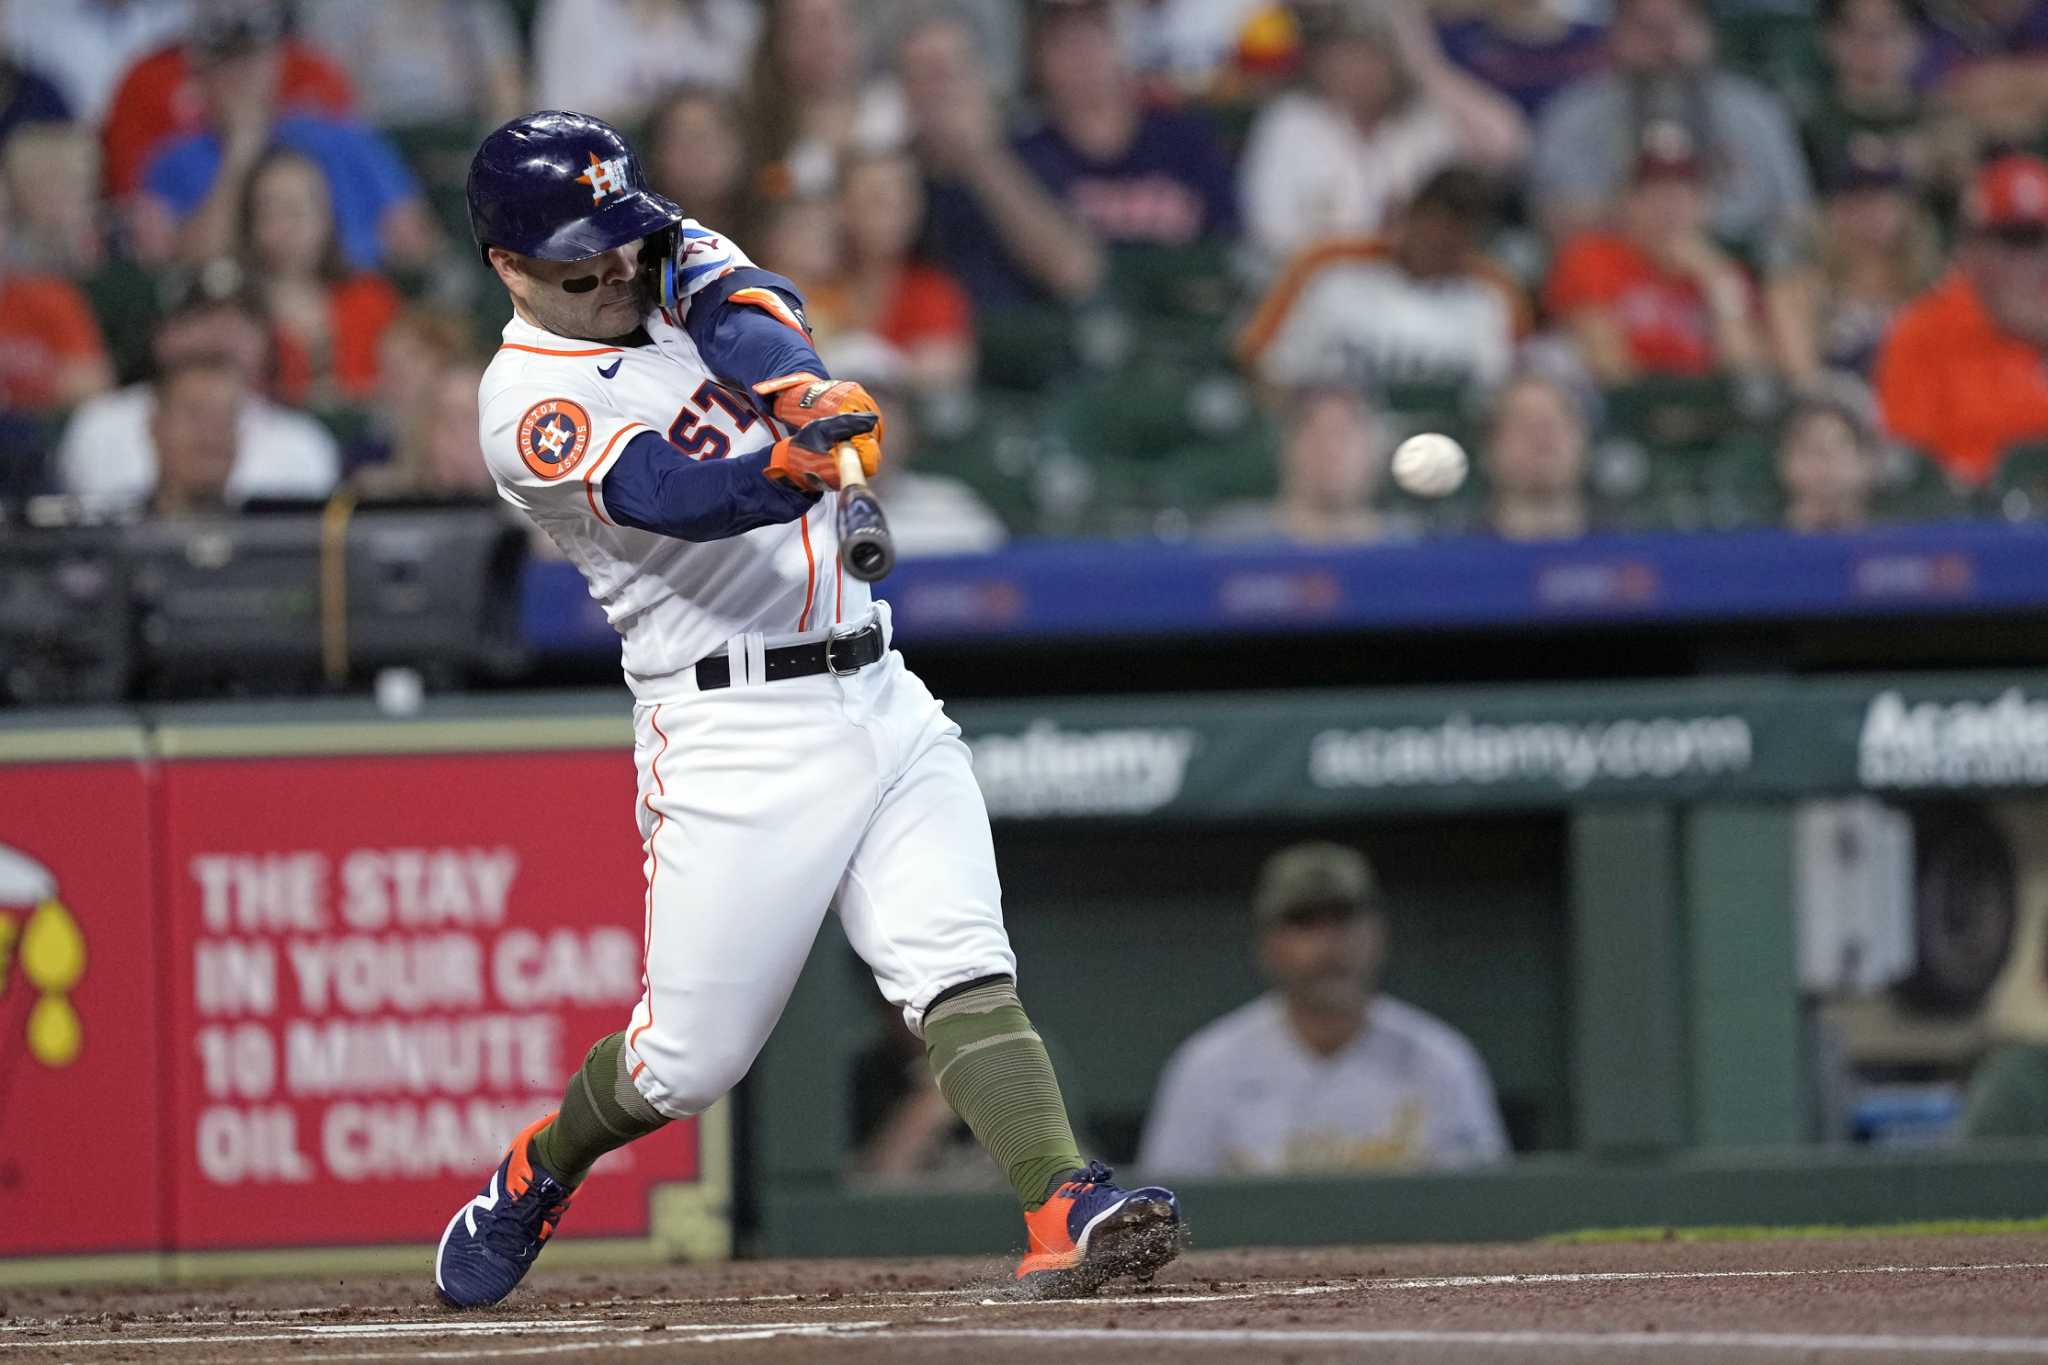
[1014,0,1239,246]
[1438,0,1608,118]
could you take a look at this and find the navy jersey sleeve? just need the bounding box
[683,266,831,393]
[600,429,817,541]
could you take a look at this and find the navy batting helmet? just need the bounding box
[467,110,681,262]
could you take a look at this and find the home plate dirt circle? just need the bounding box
[6,1235,2048,1362]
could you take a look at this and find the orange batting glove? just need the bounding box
[764,411,882,491]
[754,372,885,474]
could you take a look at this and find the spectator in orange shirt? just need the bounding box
[1544,121,1768,385]
[1875,153,2048,485]
[0,173,113,413]
[237,147,400,407]
[808,150,976,395]
[102,1,353,199]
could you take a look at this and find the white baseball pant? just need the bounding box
[620,611,1016,1119]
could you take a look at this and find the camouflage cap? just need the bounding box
[1253,842,1379,925]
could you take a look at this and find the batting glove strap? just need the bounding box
[764,411,881,490]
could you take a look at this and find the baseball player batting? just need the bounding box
[433,112,1186,1307]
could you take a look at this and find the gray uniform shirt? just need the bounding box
[1138,993,1508,1176]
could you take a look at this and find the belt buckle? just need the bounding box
[825,625,867,677]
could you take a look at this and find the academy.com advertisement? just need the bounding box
[956,677,2048,818]
[156,751,701,1251]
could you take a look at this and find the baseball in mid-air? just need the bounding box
[1390,432,1469,498]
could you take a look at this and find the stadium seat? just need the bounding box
[1988,442,2048,521]
[1601,375,1743,454]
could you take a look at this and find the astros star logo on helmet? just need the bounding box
[575,151,629,204]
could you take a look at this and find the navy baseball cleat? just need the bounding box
[1013,1161,1189,1298]
[435,1112,575,1308]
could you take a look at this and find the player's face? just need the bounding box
[496,244,652,340]
[1258,908,1386,1014]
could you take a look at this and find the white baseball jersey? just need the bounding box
[478,229,871,699]
[474,226,1014,1123]
[1137,993,1508,1176]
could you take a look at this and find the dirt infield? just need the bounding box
[5,1234,2048,1362]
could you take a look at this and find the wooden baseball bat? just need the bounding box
[835,443,895,582]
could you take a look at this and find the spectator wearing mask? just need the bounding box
[1529,0,1814,266]
[1014,0,1239,248]
[128,7,437,271]
[146,356,244,517]
[101,0,354,199]
[646,86,753,240]
[1,0,190,126]
[237,146,401,406]
[742,0,908,200]
[808,151,976,394]
[56,263,339,508]
[0,174,113,413]
[1777,392,1878,531]
[1437,0,1609,119]
[1485,370,1592,540]
[533,0,761,123]
[2,125,107,278]
[899,8,1106,307]
[1876,154,2048,485]
[1238,0,1528,262]
[1236,167,1528,393]
[298,0,524,131]
[1139,843,1508,1176]
[1544,123,1769,385]
[1207,386,1396,543]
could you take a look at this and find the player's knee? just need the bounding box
[628,1036,756,1118]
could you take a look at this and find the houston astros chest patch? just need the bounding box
[519,398,593,479]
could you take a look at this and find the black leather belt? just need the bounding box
[694,622,885,690]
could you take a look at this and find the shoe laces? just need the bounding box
[1063,1161,1116,1193]
[481,1175,570,1260]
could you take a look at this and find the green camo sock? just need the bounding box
[923,978,1085,1211]
[531,1031,669,1186]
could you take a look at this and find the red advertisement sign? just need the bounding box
[0,759,162,1255]
[158,750,702,1250]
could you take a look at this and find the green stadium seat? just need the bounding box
[1988,442,2048,521]
[1601,375,1743,454]
[1697,436,1779,530]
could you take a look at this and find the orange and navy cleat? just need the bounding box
[434,1112,575,1308]
[1014,1162,1188,1298]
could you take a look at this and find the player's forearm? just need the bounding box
[684,268,831,392]
[601,432,816,541]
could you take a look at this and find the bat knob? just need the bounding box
[842,523,894,582]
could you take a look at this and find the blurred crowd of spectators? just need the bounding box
[11,0,2048,547]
